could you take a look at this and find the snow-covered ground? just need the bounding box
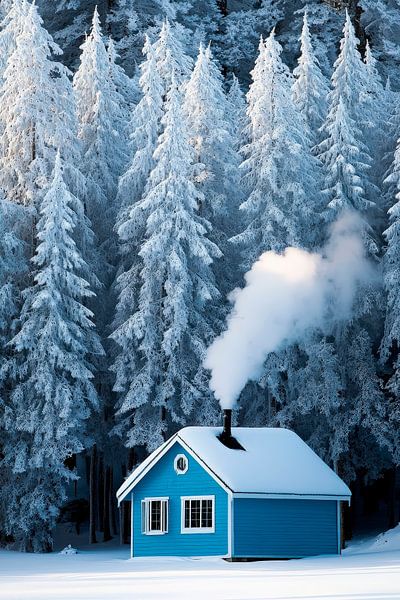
[2,528,400,600]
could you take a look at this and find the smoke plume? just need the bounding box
[204,212,377,409]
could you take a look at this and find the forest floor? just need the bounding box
[1,526,400,600]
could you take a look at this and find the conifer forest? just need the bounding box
[1,0,400,555]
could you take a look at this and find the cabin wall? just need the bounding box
[233,498,339,558]
[132,442,228,557]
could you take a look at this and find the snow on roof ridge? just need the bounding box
[178,425,293,431]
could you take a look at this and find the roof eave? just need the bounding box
[232,492,351,501]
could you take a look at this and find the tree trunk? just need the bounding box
[98,454,105,533]
[103,466,112,542]
[120,463,127,545]
[216,0,228,17]
[161,406,167,441]
[89,445,98,544]
[72,454,78,498]
[85,452,91,487]
[122,501,131,545]
[110,466,118,536]
[119,505,123,545]
[351,0,367,57]
[388,467,400,529]
[120,450,136,544]
[323,1,367,56]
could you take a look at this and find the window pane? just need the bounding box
[183,498,213,530]
[150,500,161,531]
[201,499,213,528]
[184,500,190,528]
[177,457,186,472]
[190,500,201,528]
[162,501,168,532]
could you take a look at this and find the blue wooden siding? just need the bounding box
[233,498,339,558]
[132,442,228,557]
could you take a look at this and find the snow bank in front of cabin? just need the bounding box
[345,524,400,555]
[370,525,400,552]
[178,427,351,497]
[2,529,400,600]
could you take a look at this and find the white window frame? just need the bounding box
[174,453,188,475]
[141,497,169,535]
[181,495,215,534]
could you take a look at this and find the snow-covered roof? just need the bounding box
[117,427,351,504]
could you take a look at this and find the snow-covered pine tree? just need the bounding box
[317,14,378,254]
[113,24,192,409]
[184,43,241,294]
[116,35,163,222]
[308,13,389,481]
[382,79,400,219]
[153,18,193,98]
[234,30,324,269]
[237,26,339,448]
[111,35,164,476]
[0,1,81,210]
[175,0,222,57]
[364,39,385,127]
[382,136,400,403]
[362,40,389,213]
[115,18,192,293]
[381,131,400,463]
[73,11,129,543]
[327,11,372,135]
[359,0,400,88]
[113,36,164,385]
[112,78,221,451]
[32,0,95,69]
[105,0,143,71]
[283,1,343,77]
[0,0,27,79]
[292,11,329,141]
[0,196,26,368]
[0,0,96,317]
[73,7,128,237]
[270,321,389,482]
[227,74,247,151]
[36,0,191,75]
[105,0,180,73]
[217,0,284,78]
[0,0,12,17]
[318,97,377,250]
[0,195,27,541]
[230,32,322,434]
[2,154,103,552]
[259,330,344,465]
[233,19,387,483]
[0,196,27,376]
[107,36,138,113]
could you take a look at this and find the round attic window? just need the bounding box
[174,454,188,475]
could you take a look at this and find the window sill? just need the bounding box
[143,531,168,536]
[181,528,215,534]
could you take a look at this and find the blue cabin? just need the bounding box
[117,421,351,560]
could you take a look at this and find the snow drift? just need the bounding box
[204,212,377,409]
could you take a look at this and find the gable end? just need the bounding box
[117,435,231,505]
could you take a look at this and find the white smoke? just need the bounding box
[204,212,378,410]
